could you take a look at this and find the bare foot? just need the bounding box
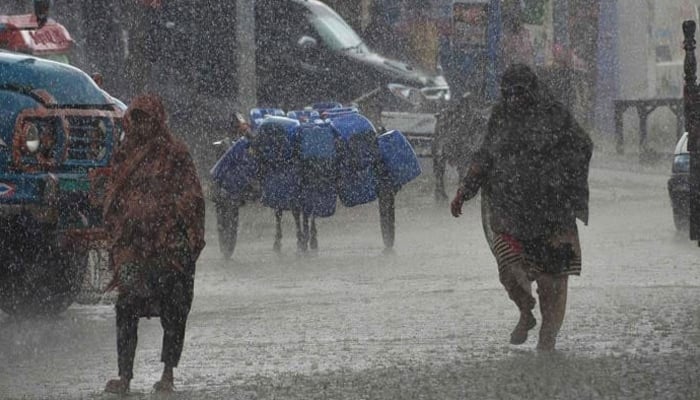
[536,335,556,352]
[153,379,175,393]
[104,377,130,395]
[382,247,396,256]
[154,367,175,393]
[510,311,536,345]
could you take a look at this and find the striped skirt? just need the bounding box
[482,199,582,279]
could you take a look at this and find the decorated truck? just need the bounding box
[0,6,124,315]
[0,10,74,65]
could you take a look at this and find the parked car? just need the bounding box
[669,132,690,231]
[122,0,448,169]
[0,50,124,315]
[254,0,450,118]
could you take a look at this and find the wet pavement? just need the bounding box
[2,154,700,399]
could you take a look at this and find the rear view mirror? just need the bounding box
[34,0,51,28]
[297,36,318,50]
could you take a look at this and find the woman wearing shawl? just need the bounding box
[103,94,205,394]
[451,64,592,351]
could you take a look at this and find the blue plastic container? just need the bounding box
[299,122,337,159]
[377,130,422,187]
[260,170,301,211]
[209,137,259,197]
[329,113,378,207]
[311,102,343,112]
[250,107,285,130]
[297,122,338,217]
[254,116,300,164]
[255,117,301,210]
[321,107,359,120]
[287,109,321,123]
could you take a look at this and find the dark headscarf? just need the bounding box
[499,63,555,115]
[462,65,592,239]
[501,63,539,92]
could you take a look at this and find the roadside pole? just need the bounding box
[236,0,257,113]
[595,0,618,137]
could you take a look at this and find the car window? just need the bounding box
[306,4,364,51]
[41,53,70,65]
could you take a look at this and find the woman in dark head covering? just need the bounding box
[500,63,541,110]
[103,94,205,394]
[451,64,592,351]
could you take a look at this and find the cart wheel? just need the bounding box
[216,198,239,260]
[433,157,448,202]
[378,186,395,249]
[75,249,113,305]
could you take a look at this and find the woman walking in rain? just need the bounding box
[103,94,205,393]
[451,64,592,351]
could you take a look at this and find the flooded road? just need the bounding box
[2,154,700,399]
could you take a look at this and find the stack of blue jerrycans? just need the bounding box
[210,104,422,217]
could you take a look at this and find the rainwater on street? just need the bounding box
[2,155,699,400]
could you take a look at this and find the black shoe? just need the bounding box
[510,311,536,345]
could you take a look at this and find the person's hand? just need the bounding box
[451,189,465,218]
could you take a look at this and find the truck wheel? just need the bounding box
[216,197,240,260]
[0,218,87,315]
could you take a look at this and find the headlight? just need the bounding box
[24,122,40,153]
[673,154,690,173]
[388,83,424,106]
[421,87,450,101]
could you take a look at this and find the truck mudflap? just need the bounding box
[56,168,116,304]
[60,227,114,305]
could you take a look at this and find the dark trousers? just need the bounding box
[116,266,194,380]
